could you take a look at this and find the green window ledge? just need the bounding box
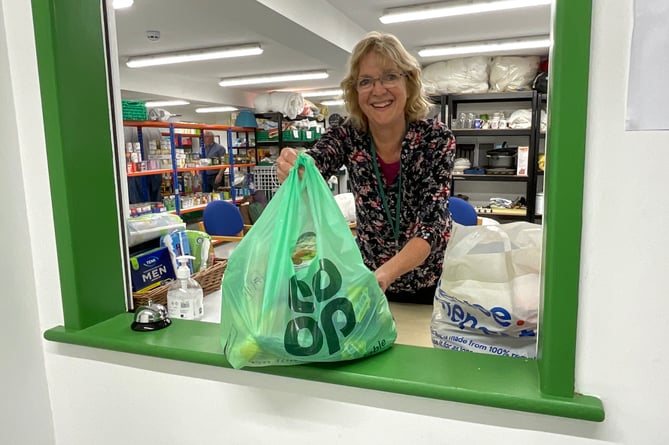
[44,314,604,421]
[35,0,603,423]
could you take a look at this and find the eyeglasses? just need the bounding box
[355,72,407,91]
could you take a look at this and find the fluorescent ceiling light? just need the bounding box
[380,0,551,24]
[219,71,329,87]
[126,44,263,68]
[321,99,345,106]
[418,36,550,58]
[113,0,133,9]
[144,100,190,107]
[195,106,239,113]
[299,89,343,98]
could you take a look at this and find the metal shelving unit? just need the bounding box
[438,91,543,222]
[124,120,257,214]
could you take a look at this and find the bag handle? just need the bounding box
[262,153,349,308]
[447,225,513,258]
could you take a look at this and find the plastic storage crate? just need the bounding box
[252,165,280,191]
[282,129,302,142]
[256,130,278,142]
[122,100,147,121]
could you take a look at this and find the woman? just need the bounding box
[276,31,455,304]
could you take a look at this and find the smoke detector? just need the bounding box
[146,30,160,42]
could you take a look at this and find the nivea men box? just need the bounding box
[130,246,176,292]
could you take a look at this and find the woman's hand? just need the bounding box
[374,238,432,293]
[374,268,395,292]
[276,147,299,183]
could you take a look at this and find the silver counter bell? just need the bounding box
[131,300,171,332]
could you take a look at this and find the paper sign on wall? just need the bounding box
[626,0,669,131]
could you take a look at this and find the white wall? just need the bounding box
[4,1,669,444]
[0,0,57,443]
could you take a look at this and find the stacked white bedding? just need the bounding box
[254,92,304,119]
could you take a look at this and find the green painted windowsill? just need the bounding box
[44,313,603,422]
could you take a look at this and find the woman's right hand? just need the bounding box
[276,147,299,183]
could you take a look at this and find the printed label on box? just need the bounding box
[516,146,529,176]
[130,246,176,292]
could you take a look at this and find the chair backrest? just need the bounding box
[448,196,479,226]
[202,200,244,236]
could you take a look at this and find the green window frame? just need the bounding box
[34,0,603,421]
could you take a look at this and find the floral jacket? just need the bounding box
[307,118,455,293]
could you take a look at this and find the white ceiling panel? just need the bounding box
[113,0,551,112]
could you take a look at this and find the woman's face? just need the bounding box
[356,52,407,131]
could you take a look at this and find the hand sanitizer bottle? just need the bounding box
[166,255,204,320]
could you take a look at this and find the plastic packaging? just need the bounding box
[166,255,204,320]
[422,56,490,94]
[489,56,540,92]
[220,153,397,369]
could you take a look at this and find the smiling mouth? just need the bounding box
[371,100,393,109]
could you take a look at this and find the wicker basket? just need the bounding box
[132,258,227,310]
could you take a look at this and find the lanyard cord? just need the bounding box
[370,139,402,245]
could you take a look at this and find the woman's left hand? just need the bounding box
[375,268,393,292]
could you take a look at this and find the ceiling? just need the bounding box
[113,0,551,117]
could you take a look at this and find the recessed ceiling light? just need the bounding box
[113,0,134,9]
[380,0,551,24]
[321,99,345,106]
[195,106,239,113]
[144,100,190,107]
[126,44,263,68]
[418,36,551,58]
[299,89,344,98]
[219,71,329,87]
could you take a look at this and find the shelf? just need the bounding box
[171,204,207,214]
[477,208,527,217]
[255,112,321,122]
[123,120,255,133]
[126,120,257,214]
[453,174,529,182]
[448,91,535,102]
[169,198,245,215]
[257,140,314,147]
[127,168,172,177]
[174,163,256,174]
[442,91,542,224]
[452,129,532,137]
[176,165,229,173]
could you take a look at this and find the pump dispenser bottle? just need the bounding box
[166,255,204,320]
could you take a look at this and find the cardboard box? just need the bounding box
[516,146,530,176]
[129,246,176,292]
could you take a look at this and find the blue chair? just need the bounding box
[448,196,479,226]
[198,200,250,244]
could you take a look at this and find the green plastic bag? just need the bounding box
[221,153,397,368]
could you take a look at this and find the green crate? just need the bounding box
[122,100,147,121]
[303,129,317,141]
[282,129,302,142]
[256,130,278,142]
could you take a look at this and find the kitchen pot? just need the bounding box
[486,148,517,168]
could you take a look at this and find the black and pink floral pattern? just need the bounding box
[307,118,455,294]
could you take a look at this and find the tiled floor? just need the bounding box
[388,302,433,348]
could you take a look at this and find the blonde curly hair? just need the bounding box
[340,31,431,132]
